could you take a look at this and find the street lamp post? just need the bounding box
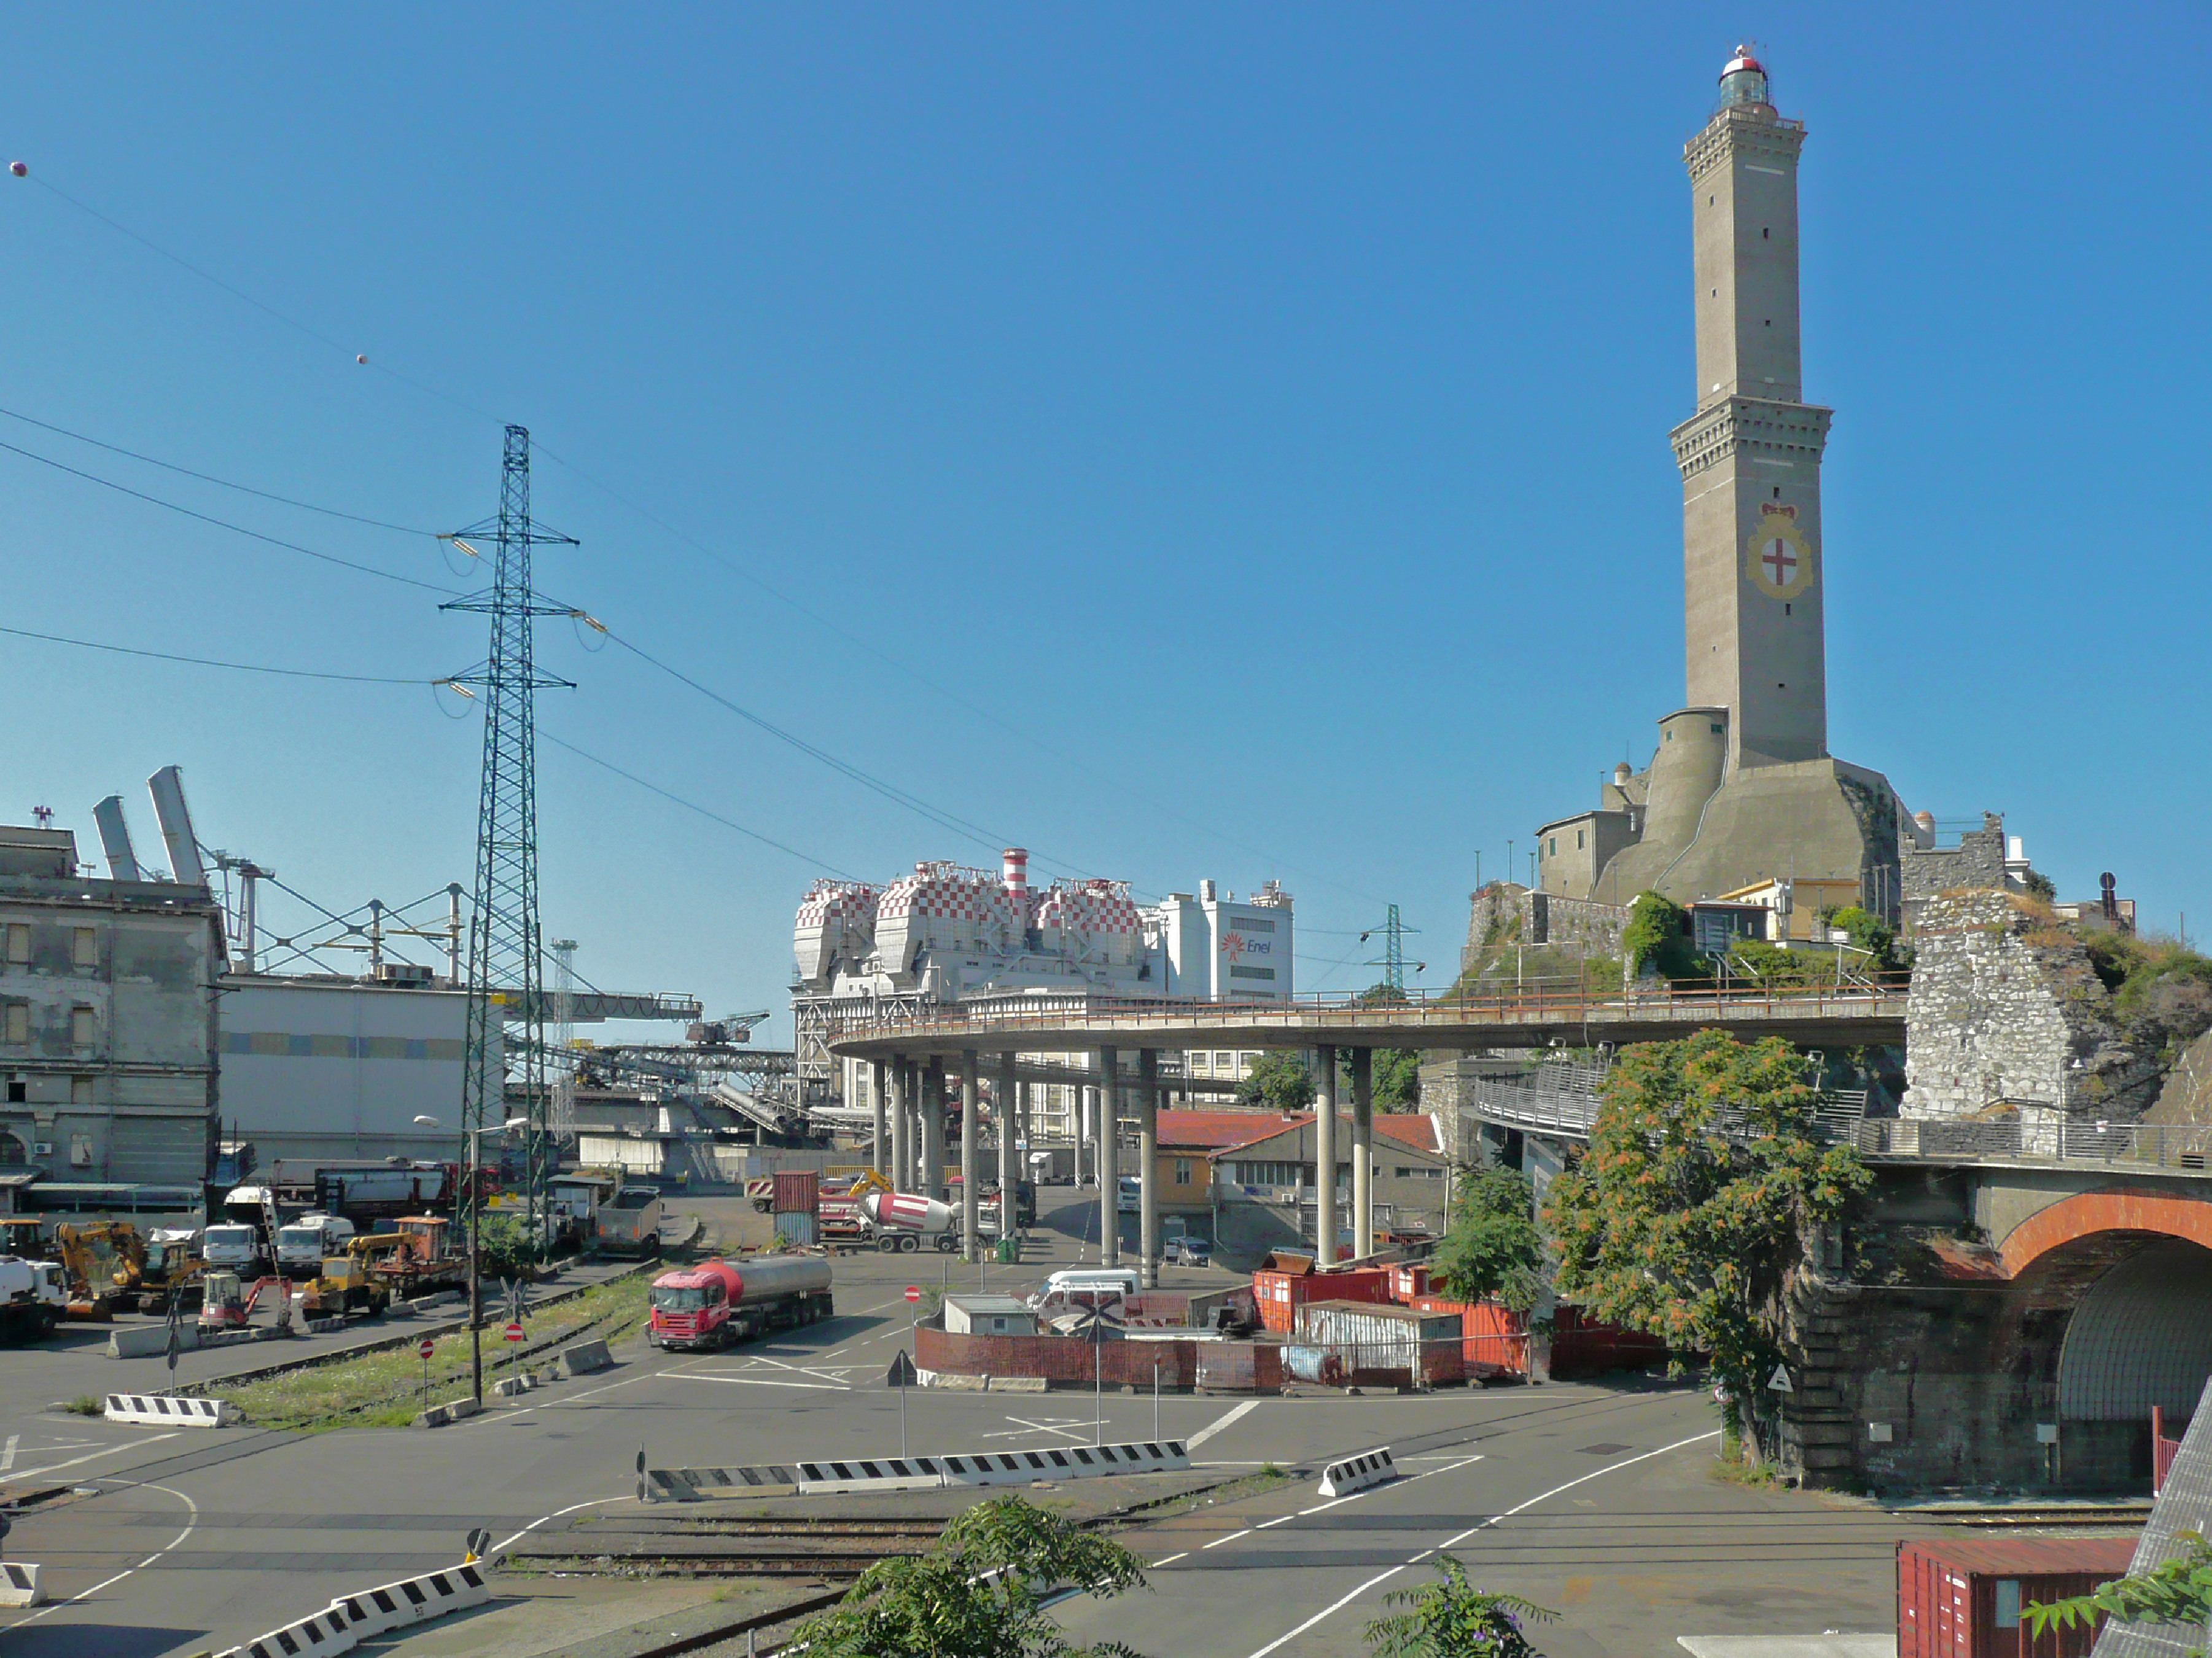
[417,1113,528,1405]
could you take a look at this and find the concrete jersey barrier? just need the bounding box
[1317,1444,1400,1498]
[0,1562,44,1607]
[105,1392,238,1428]
[649,1441,1191,1501]
[214,1560,489,1658]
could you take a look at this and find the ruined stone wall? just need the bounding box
[1902,814,2009,909]
[1901,889,2160,1122]
[1459,884,1626,979]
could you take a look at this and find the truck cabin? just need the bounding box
[649,1271,728,1315]
[392,1216,450,1261]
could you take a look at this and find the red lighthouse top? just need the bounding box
[1722,45,1764,77]
[1716,43,1773,111]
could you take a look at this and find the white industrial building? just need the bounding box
[792,849,1295,1138]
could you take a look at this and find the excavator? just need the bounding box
[53,1221,149,1318]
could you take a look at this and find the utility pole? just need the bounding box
[1358,905,1424,995]
[443,425,578,1352]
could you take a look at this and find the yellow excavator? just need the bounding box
[53,1221,148,1318]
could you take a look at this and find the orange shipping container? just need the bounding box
[1895,1536,2132,1658]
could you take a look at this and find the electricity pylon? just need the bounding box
[1358,905,1425,995]
[442,426,577,1308]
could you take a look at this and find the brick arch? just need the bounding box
[1997,1187,2212,1279]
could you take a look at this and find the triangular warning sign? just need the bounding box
[886,1350,919,1390]
[1767,1363,1794,1393]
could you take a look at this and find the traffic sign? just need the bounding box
[1767,1363,1794,1394]
[886,1350,918,1389]
[503,1321,524,1344]
[903,1286,921,1304]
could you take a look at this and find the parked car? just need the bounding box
[1163,1236,1212,1267]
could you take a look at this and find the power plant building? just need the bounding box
[792,850,1295,1138]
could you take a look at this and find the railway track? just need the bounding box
[507,1513,948,1578]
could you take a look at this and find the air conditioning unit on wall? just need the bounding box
[34,1142,55,1157]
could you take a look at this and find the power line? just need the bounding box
[0,402,442,536]
[542,733,863,881]
[0,620,451,684]
[0,436,462,594]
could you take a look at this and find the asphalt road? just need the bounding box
[0,1189,1934,1657]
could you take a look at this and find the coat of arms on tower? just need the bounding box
[1745,502,1814,601]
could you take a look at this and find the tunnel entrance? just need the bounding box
[2055,1236,2212,1489]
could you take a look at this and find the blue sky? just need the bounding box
[4,4,2207,1032]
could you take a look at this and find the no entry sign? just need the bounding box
[504,1321,525,1344]
[903,1286,921,1304]
[418,1337,434,1360]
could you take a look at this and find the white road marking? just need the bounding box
[1202,1528,1253,1549]
[984,1417,1094,1443]
[1151,1551,1190,1567]
[1185,1398,1260,1449]
[1,1481,198,1632]
[1255,1515,1295,1529]
[0,1434,15,1473]
[668,1373,850,1391]
[1242,1431,1718,1658]
[2,1434,179,1484]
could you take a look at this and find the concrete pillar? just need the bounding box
[870,1061,888,1178]
[923,1061,947,1201]
[1075,1086,1089,1189]
[1314,1045,1337,1263]
[1139,1048,1159,1289]
[1350,1047,1374,1260]
[889,1055,910,1195]
[1097,1046,1119,1267]
[960,1049,981,1261]
[998,1053,1018,1235]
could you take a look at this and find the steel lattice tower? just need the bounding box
[443,426,576,1282]
[1359,905,1423,995]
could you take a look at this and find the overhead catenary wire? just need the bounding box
[0,437,463,595]
[0,620,456,685]
[0,402,442,536]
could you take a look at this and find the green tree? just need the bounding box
[2025,1530,2212,1658]
[788,1494,1150,1658]
[1236,1052,1316,1114]
[474,1214,535,1279]
[1540,1030,1869,1459]
[1431,1166,1544,1312]
[1365,1557,1556,1657]
[1620,891,1704,981]
[1373,1048,1422,1111]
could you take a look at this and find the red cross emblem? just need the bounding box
[1761,538,1796,589]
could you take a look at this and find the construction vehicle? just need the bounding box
[304,1253,391,1318]
[0,1253,66,1341]
[860,1189,983,1255]
[275,1214,357,1278]
[138,1228,206,1310]
[818,1170,890,1245]
[646,1255,833,1350]
[2,1216,47,1258]
[53,1220,149,1317]
[593,1188,664,1258]
[352,1216,468,1298]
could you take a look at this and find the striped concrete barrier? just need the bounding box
[214,1561,490,1657]
[1317,1445,1399,1498]
[647,1441,1191,1501]
[104,1393,238,1428]
[0,1561,43,1607]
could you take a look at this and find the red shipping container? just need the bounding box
[772,1171,819,1215]
[1390,1263,1431,1302]
[1411,1293,1530,1377]
[1251,1266,1393,1334]
[1895,1536,2133,1658]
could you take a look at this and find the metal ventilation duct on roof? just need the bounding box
[146,765,204,885]
[92,795,142,882]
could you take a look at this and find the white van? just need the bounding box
[1030,1266,1139,1317]
[1115,1177,1142,1215]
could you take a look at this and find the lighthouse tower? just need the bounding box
[1672,47,1832,769]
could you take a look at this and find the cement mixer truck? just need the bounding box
[860,1189,996,1255]
[646,1255,834,1350]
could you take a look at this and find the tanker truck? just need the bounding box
[646,1255,833,1350]
[1,1253,66,1341]
[860,1189,996,1255]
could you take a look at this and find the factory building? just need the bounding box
[792,850,1295,1138]
[0,800,224,1188]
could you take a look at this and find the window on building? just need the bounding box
[70,1075,93,1106]
[4,924,27,965]
[1548,837,1557,857]
[1576,829,1586,850]
[70,1005,96,1048]
[1228,965,1275,981]
[72,927,96,970]
[1174,1158,1191,1186]
[5,1080,23,1103]
[3,1003,25,1045]
[1239,1052,1260,1071]
[1213,1051,1231,1068]
[1236,916,1276,934]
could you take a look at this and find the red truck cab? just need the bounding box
[648,1259,744,1350]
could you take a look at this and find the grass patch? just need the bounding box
[222,1271,652,1432]
[62,1394,103,1416]
[1124,1468,1291,1524]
